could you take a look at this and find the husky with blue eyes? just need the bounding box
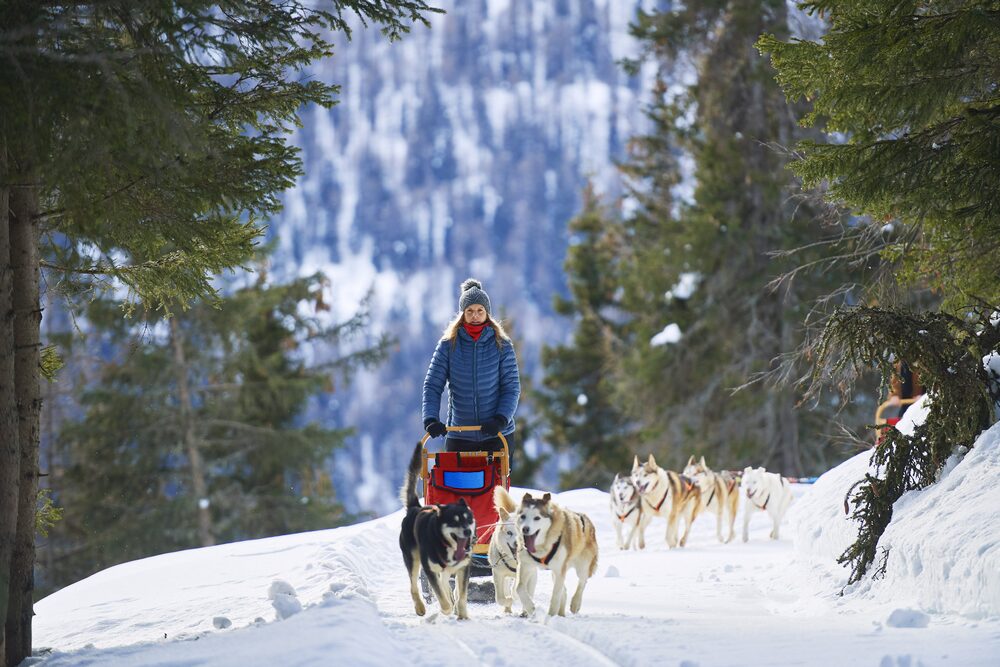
[514,492,599,617]
[488,486,521,613]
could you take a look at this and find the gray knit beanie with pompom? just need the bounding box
[458,278,492,316]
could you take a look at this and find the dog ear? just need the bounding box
[613,472,620,482]
[522,492,532,504]
[632,455,639,469]
[700,455,707,467]
[457,497,468,507]
[498,506,509,520]
[541,492,551,504]
[687,455,695,466]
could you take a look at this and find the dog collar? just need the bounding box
[526,535,562,565]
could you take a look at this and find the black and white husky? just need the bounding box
[399,442,476,619]
[609,473,650,550]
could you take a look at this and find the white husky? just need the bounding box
[740,466,793,542]
[609,473,650,550]
[489,487,521,613]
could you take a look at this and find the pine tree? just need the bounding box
[48,271,389,590]
[758,0,1000,308]
[613,0,870,475]
[0,3,437,663]
[535,190,633,488]
[759,0,1000,582]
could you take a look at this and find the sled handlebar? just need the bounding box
[419,425,510,480]
[874,396,919,426]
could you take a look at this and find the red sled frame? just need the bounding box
[419,425,510,559]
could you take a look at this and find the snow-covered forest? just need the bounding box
[1,1,999,666]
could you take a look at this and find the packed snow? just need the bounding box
[32,432,1000,666]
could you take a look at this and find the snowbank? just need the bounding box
[791,417,1000,619]
[859,423,1000,618]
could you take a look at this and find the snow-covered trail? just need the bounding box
[33,486,1000,667]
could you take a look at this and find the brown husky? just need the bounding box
[683,455,740,543]
[630,454,702,548]
[515,492,599,617]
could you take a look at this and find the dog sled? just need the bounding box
[418,425,510,603]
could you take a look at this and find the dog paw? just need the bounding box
[415,601,426,616]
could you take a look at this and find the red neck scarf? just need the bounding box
[463,321,488,341]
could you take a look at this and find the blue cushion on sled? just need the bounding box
[442,470,485,489]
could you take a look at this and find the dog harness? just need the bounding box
[616,504,639,522]
[644,476,674,513]
[496,549,517,573]
[747,488,771,510]
[527,535,562,565]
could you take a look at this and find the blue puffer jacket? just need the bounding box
[422,325,520,442]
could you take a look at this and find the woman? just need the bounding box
[422,278,520,455]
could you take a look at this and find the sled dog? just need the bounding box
[609,473,650,550]
[740,466,793,542]
[631,454,702,548]
[683,455,739,543]
[515,492,598,617]
[399,442,476,619]
[488,486,521,613]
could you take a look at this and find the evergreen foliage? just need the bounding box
[3,1,438,311]
[48,271,389,590]
[812,307,999,582]
[1,3,435,661]
[757,1,1000,308]
[760,1,1000,583]
[609,0,871,474]
[535,191,633,488]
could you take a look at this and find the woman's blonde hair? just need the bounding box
[443,311,510,350]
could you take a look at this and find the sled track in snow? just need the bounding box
[434,614,620,667]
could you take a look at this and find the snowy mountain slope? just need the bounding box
[35,474,1000,666]
[268,0,663,514]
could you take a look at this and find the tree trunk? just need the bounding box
[778,287,803,476]
[169,317,215,547]
[6,180,40,667]
[0,144,21,667]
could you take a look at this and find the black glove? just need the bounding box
[480,415,507,437]
[424,419,448,438]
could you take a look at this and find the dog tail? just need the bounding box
[494,486,516,516]
[400,441,424,510]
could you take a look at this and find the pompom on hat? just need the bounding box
[458,278,492,316]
